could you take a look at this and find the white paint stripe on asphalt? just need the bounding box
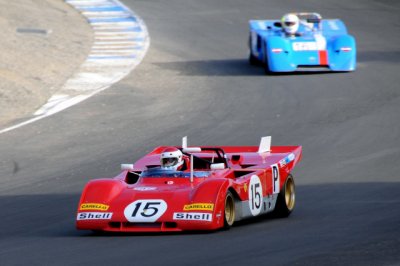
[81,59,137,66]
[94,40,143,45]
[90,50,139,54]
[66,0,112,6]
[83,12,131,17]
[93,24,139,30]
[89,21,137,26]
[92,24,139,29]
[92,45,139,49]
[0,0,149,134]
[95,31,140,35]
[95,33,145,39]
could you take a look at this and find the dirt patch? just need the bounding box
[0,0,92,128]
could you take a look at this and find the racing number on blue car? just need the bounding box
[272,164,280,194]
[124,199,167,222]
[248,175,263,216]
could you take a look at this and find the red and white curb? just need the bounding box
[0,0,149,134]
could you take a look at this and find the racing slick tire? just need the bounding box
[223,190,235,229]
[263,52,272,75]
[263,56,271,74]
[273,174,295,217]
[248,36,258,65]
[263,42,272,75]
[249,53,258,65]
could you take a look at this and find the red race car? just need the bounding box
[76,136,302,232]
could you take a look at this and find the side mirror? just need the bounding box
[121,164,134,171]
[210,163,225,170]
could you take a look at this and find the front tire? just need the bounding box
[273,174,295,217]
[263,42,271,74]
[248,35,258,65]
[249,52,258,65]
[224,191,235,229]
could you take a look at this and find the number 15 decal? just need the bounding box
[272,164,280,194]
[124,199,167,222]
[248,175,263,216]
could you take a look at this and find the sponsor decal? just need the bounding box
[340,47,352,52]
[271,48,283,53]
[133,187,157,191]
[183,203,214,211]
[279,153,295,167]
[243,183,248,193]
[293,42,317,51]
[77,212,112,220]
[173,212,212,222]
[80,203,109,211]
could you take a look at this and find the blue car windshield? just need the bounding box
[140,167,210,178]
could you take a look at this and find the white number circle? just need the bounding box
[248,175,263,216]
[124,199,167,222]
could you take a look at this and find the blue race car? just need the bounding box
[248,13,356,73]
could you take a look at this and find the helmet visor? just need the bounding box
[162,157,178,167]
[284,21,296,27]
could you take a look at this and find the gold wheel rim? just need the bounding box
[285,178,295,211]
[225,194,235,226]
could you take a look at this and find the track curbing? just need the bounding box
[0,0,149,134]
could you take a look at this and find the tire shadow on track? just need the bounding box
[154,59,350,76]
[154,59,262,76]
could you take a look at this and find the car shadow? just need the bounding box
[154,59,345,76]
[154,59,261,76]
[2,182,400,238]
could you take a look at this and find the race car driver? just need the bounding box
[281,13,300,36]
[160,147,188,171]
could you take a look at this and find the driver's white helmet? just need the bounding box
[281,13,299,35]
[160,147,184,170]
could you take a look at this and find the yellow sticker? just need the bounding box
[80,203,109,211]
[244,183,248,193]
[183,203,214,211]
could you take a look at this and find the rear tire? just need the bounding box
[224,191,235,229]
[273,174,295,217]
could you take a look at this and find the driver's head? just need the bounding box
[160,147,184,170]
[281,13,299,35]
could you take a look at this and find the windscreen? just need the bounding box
[140,167,210,178]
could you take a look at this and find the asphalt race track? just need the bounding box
[1,0,400,265]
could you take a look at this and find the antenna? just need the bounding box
[190,154,194,183]
[181,136,201,182]
[182,136,188,149]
